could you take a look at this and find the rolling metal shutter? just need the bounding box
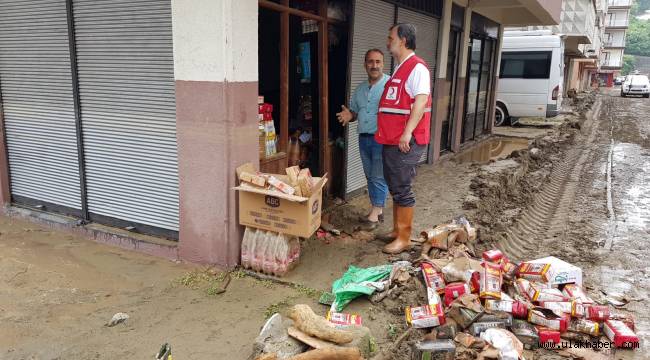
[344,0,394,197]
[396,7,439,164]
[0,0,82,211]
[73,0,179,231]
[345,0,440,196]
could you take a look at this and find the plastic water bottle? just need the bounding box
[263,231,279,274]
[241,227,255,268]
[274,233,289,276]
[251,230,266,272]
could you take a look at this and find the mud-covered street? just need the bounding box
[1,90,648,359]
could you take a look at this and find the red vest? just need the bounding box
[375,54,432,146]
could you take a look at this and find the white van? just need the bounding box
[496,31,564,126]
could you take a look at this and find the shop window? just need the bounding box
[500,51,552,79]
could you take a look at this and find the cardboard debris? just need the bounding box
[406,304,446,329]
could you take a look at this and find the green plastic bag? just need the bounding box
[331,264,393,312]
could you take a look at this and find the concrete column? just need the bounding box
[485,25,504,134]
[173,0,259,267]
[429,0,453,164]
[450,6,472,153]
[0,101,10,208]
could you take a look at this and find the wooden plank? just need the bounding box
[280,6,289,152]
[287,326,342,349]
[318,0,330,181]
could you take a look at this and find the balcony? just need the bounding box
[604,40,625,48]
[606,19,629,28]
[607,0,632,8]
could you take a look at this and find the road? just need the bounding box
[500,88,650,358]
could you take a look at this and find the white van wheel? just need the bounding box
[495,104,508,126]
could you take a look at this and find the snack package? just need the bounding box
[586,305,610,322]
[421,262,446,302]
[482,250,504,263]
[484,299,529,319]
[609,312,636,331]
[267,176,295,195]
[480,262,502,299]
[527,283,567,302]
[239,171,267,188]
[568,319,599,336]
[538,301,574,317]
[326,311,362,327]
[469,321,506,336]
[604,320,639,348]
[561,284,594,304]
[285,166,301,186]
[528,308,569,332]
[515,278,533,301]
[297,168,315,197]
[406,304,446,329]
[517,262,552,283]
[444,282,471,307]
[536,327,561,345]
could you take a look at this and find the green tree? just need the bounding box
[632,0,650,16]
[622,55,636,75]
[626,18,650,57]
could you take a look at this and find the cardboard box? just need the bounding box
[525,256,583,287]
[234,174,327,238]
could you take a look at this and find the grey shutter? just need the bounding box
[344,0,394,197]
[0,0,82,210]
[396,8,439,164]
[73,0,179,231]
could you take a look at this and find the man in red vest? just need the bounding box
[375,23,432,254]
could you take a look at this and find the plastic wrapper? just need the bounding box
[267,176,295,195]
[480,328,523,360]
[330,264,392,312]
[586,305,610,322]
[517,262,551,283]
[470,321,506,336]
[326,311,362,327]
[536,327,561,345]
[483,249,504,263]
[526,283,566,302]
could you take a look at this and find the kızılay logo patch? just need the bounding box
[311,200,319,214]
[265,195,280,208]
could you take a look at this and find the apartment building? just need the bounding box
[599,0,632,85]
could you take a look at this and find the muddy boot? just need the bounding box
[376,205,399,241]
[382,206,413,254]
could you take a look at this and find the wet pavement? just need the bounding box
[454,137,529,164]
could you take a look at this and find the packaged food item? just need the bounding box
[480,262,502,300]
[267,176,295,195]
[411,339,456,360]
[326,311,362,327]
[285,166,301,186]
[572,301,586,317]
[536,327,561,345]
[444,282,470,306]
[502,259,518,281]
[514,278,533,301]
[251,230,268,272]
[482,250,504,263]
[239,171,267,188]
[406,304,446,329]
[511,319,539,349]
[538,301,574,316]
[240,227,256,269]
[524,256,583,287]
[469,321,505,336]
[586,305,610,322]
[517,262,551,283]
[421,262,446,296]
[479,312,513,327]
[528,308,568,332]
[527,283,567,302]
[568,319,599,336]
[561,284,594,304]
[484,300,529,319]
[604,320,639,348]
[609,311,635,331]
[297,168,315,197]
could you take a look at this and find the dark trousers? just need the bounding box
[382,139,426,207]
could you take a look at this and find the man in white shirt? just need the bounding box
[375,23,432,254]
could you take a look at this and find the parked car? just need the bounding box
[496,31,564,126]
[621,75,650,98]
[614,76,625,85]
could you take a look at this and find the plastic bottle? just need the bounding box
[241,227,255,268]
[287,236,301,270]
[251,230,266,272]
[263,231,279,274]
[274,233,289,276]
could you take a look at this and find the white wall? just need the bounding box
[603,49,624,67]
[172,0,258,82]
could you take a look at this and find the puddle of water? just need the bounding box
[455,138,529,164]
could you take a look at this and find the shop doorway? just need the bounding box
[257,1,350,195]
[462,36,496,143]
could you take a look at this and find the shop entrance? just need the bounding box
[257,0,350,196]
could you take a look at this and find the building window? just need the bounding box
[500,51,552,79]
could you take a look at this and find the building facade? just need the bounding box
[0,0,561,268]
[600,0,632,85]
